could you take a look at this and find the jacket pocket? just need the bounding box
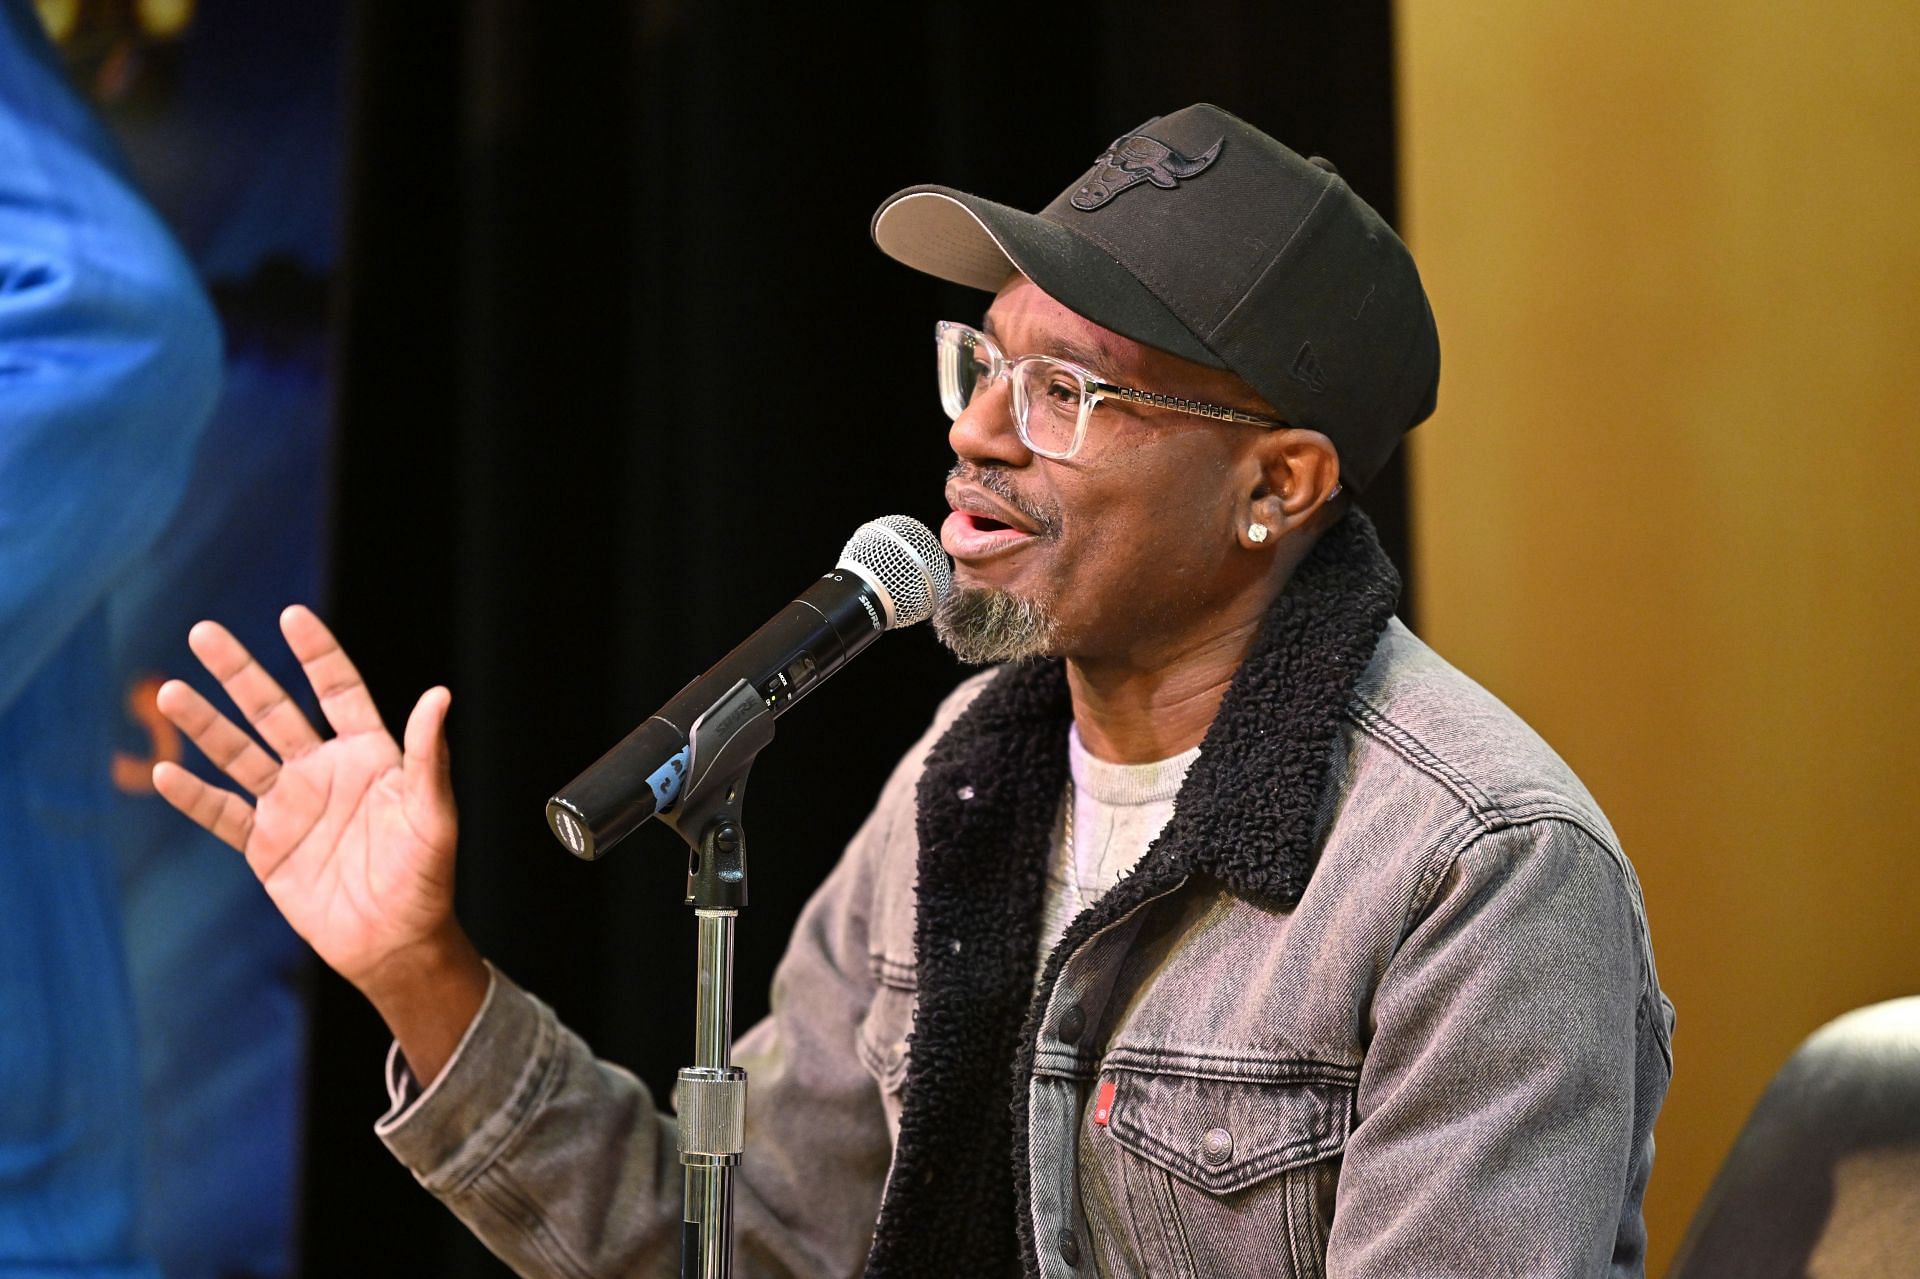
[1099,1070,1353,1279]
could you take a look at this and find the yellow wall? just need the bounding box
[1395,2,1920,1270]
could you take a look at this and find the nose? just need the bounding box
[947,374,1033,467]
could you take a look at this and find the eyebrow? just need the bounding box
[979,315,1121,379]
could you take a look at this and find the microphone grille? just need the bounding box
[838,516,952,629]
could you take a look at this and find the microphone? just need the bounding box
[545,515,952,860]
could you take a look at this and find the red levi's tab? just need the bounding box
[1092,1079,1117,1127]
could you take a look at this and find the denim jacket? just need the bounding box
[379,513,1673,1278]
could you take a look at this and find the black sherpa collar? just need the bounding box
[864,509,1402,1278]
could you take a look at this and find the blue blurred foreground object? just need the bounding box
[0,0,222,1271]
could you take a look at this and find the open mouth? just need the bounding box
[941,476,1049,565]
[941,508,1039,561]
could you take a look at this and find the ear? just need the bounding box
[1239,428,1343,548]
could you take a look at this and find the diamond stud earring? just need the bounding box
[1248,523,1269,544]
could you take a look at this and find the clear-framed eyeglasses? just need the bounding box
[935,320,1292,461]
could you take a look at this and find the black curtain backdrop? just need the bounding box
[313,2,1410,1273]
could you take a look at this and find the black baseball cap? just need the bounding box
[870,102,1439,491]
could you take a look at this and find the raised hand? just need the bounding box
[153,605,486,1081]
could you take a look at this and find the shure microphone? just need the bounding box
[545,515,952,860]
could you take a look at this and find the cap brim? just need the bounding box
[870,185,1228,371]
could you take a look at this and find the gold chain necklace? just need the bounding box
[1063,778,1090,905]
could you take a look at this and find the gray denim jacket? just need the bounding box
[379,519,1672,1279]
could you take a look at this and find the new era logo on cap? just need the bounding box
[1290,341,1327,394]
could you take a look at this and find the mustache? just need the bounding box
[946,463,1060,536]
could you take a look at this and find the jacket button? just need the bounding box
[1057,1229,1080,1267]
[1057,1003,1086,1043]
[1202,1126,1234,1164]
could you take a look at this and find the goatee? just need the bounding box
[932,585,1059,665]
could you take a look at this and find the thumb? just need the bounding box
[402,685,456,844]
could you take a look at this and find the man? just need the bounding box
[154,104,1673,1276]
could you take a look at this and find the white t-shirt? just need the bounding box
[1034,724,1199,975]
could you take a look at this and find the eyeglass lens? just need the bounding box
[936,323,1088,458]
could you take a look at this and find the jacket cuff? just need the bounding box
[374,962,558,1192]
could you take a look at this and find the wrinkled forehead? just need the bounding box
[977,275,1129,372]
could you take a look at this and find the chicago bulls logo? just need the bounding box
[1068,131,1224,211]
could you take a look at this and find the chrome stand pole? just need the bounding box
[678,908,744,1279]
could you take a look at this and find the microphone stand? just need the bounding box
[657,678,775,1279]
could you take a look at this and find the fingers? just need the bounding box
[188,619,324,761]
[280,604,386,739]
[154,678,281,796]
[402,686,457,847]
[152,760,256,854]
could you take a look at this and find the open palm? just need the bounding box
[153,605,459,991]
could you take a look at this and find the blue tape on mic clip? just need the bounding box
[647,748,690,812]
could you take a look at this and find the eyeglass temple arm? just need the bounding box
[1092,382,1342,495]
[1094,381,1290,430]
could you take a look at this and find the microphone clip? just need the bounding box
[659,678,775,911]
